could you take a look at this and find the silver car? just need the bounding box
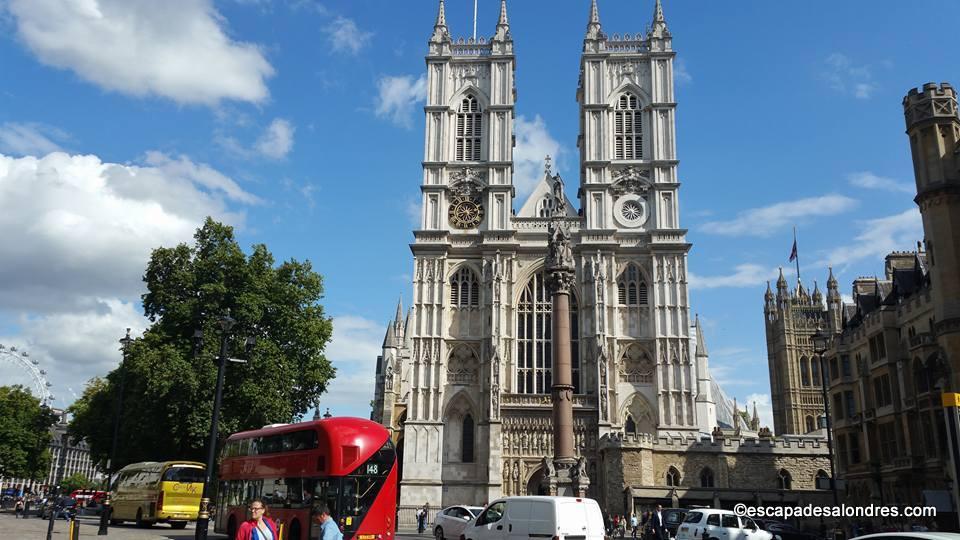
[435,505,484,540]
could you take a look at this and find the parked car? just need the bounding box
[434,505,484,540]
[752,519,817,540]
[852,534,960,540]
[659,508,689,539]
[462,496,605,540]
[675,509,774,540]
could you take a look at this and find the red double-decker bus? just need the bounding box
[215,417,397,540]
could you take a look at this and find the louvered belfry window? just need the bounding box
[456,95,482,161]
[614,93,642,160]
[450,267,479,307]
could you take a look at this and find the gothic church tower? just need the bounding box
[373,1,724,509]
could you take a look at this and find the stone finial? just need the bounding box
[650,0,670,38]
[493,0,511,42]
[585,0,603,40]
[430,0,450,43]
[758,427,773,439]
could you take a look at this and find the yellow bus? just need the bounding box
[109,461,205,529]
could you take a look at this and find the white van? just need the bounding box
[461,496,605,540]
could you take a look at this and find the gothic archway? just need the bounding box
[526,466,548,495]
[621,392,656,435]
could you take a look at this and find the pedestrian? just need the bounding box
[631,513,639,539]
[236,499,278,540]
[614,514,621,537]
[649,505,667,540]
[314,503,344,540]
[417,507,425,534]
[14,497,24,518]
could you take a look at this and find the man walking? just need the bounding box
[631,513,639,539]
[649,505,667,540]
[314,504,344,540]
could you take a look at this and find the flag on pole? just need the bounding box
[788,239,798,262]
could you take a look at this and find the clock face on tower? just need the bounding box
[448,195,484,229]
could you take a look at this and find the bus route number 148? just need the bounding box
[366,464,379,475]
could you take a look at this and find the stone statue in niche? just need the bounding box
[542,456,555,478]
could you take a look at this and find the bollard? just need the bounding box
[46,505,56,540]
[278,520,285,540]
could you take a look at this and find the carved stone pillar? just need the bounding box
[540,197,590,496]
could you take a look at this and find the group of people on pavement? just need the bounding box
[607,504,669,540]
[234,499,343,540]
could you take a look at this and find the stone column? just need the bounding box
[540,183,590,496]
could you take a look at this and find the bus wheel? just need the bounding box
[170,521,188,529]
[288,519,302,540]
[135,508,151,528]
[228,516,238,540]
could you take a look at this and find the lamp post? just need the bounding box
[195,313,237,540]
[98,328,132,536]
[812,325,840,507]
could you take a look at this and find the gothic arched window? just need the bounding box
[456,95,482,162]
[815,470,829,489]
[778,469,792,490]
[617,265,647,306]
[462,414,475,463]
[450,267,480,307]
[800,358,811,386]
[517,271,580,394]
[614,92,643,160]
[665,466,681,487]
[806,415,816,433]
[811,358,821,387]
[700,468,715,488]
[625,415,637,434]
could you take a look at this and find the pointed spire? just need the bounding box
[430,0,450,43]
[394,297,404,325]
[383,320,396,347]
[492,0,511,43]
[765,280,774,299]
[694,314,708,357]
[650,0,670,38]
[751,402,760,431]
[812,280,823,305]
[585,0,603,40]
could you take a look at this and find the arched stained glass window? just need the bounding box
[516,271,580,394]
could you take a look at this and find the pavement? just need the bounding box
[0,512,227,539]
[0,511,435,540]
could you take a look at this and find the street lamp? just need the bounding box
[98,328,132,536]
[195,312,244,540]
[812,325,840,507]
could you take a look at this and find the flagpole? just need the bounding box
[473,0,478,40]
[794,226,801,285]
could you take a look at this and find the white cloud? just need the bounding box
[514,114,564,200]
[0,148,261,409]
[254,119,295,159]
[689,263,781,290]
[0,123,65,156]
[0,151,258,314]
[6,0,274,105]
[847,171,913,194]
[374,74,427,128]
[823,53,876,100]
[320,315,385,418]
[674,58,692,85]
[324,16,373,55]
[700,194,858,237]
[2,300,148,408]
[743,393,775,432]
[817,208,923,271]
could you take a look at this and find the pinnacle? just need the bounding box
[498,0,509,27]
[435,0,447,27]
[394,296,404,324]
[585,0,602,39]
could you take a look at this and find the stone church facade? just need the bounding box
[372,1,831,511]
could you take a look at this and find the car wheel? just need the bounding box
[435,526,445,540]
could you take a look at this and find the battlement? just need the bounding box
[903,82,958,129]
[599,432,828,454]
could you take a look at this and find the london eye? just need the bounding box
[0,343,54,405]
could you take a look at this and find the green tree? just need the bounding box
[69,218,335,468]
[60,472,94,493]
[0,386,57,480]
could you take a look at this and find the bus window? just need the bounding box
[284,478,303,508]
[162,466,205,483]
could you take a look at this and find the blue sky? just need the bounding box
[0,0,957,431]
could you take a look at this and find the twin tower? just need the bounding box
[373,1,721,507]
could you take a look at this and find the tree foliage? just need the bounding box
[60,473,94,493]
[0,386,57,479]
[69,218,335,469]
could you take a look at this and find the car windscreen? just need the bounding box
[683,512,703,524]
[162,466,205,483]
[467,507,483,518]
